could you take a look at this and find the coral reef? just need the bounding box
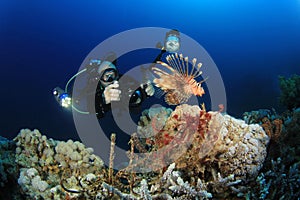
[243,108,283,142]
[13,129,105,199]
[242,107,300,161]
[0,136,23,199]
[256,158,300,199]
[3,104,300,199]
[281,108,300,160]
[130,104,270,198]
[279,74,300,110]
[241,107,300,199]
[243,108,279,124]
[137,106,173,142]
[236,158,300,200]
[0,136,16,187]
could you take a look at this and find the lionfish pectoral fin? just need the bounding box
[165,92,181,105]
[154,87,165,99]
[152,67,171,77]
[153,74,179,90]
[156,61,176,73]
[165,90,191,105]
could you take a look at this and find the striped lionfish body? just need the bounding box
[152,53,205,105]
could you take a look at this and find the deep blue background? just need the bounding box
[0,0,299,141]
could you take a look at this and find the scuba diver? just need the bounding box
[53,52,155,119]
[152,29,181,64]
[91,52,155,118]
[53,29,181,119]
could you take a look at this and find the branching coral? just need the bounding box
[240,158,300,199]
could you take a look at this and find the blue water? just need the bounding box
[0,0,300,141]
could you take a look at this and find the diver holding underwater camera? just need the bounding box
[53,52,154,119]
[89,53,155,118]
[53,29,181,118]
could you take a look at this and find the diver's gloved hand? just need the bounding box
[141,81,155,97]
[103,81,121,104]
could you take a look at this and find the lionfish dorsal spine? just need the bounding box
[171,54,182,74]
[188,57,202,78]
[167,53,203,79]
[167,53,185,76]
[194,63,203,78]
[179,53,186,75]
[184,56,189,76]
[190,58,197,76]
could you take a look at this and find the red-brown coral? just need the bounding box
[127,104,222,175]
[261,117,283,142]
[261,117,273,138]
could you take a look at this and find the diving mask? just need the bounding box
[165,34,180,53]
[101,68,118,83]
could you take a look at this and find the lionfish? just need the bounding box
[152,53,206,105]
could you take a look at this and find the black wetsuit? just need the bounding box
[94,74,149,119]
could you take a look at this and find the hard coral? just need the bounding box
[244,157,300,199]
[243,109,283,142]
[134,104,270,196]
[14,129,105,199]
[9,104,272,199]
[261,117,283,142]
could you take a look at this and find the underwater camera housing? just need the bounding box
[116,75,146,108]
[53,87,72,108]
